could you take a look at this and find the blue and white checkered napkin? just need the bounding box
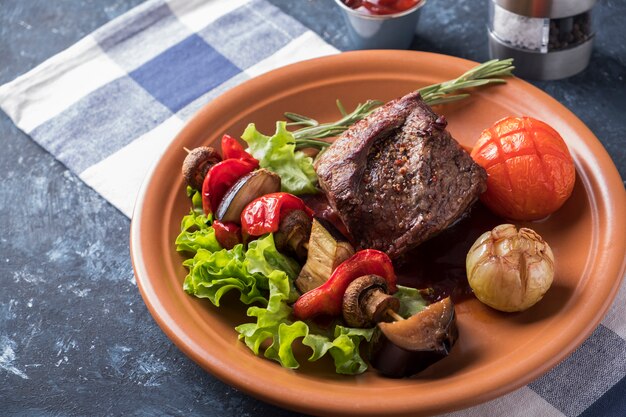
[1,0,624,416]
[0,0,337,217]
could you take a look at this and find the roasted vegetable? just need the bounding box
[221,134,259,167]
[342,275,400,328]
[274,209,312,261]
[471,116,575,220]
[241,122,318,195]
[216,169,281,223]
[202,159,256,215]
[182,146,222,190]
[212,220,242,250]
[292,249,396,321]
[466,224,555,312]
[240,192,314,237]
[294,219,355,294]
[369,297,458,378]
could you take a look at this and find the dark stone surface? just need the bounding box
[0,1,623,416]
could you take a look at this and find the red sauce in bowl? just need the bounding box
[343,0,421,15]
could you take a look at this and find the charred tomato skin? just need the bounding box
[471,116,575,221]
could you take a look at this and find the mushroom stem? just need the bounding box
[183,147,192,154]
[386,309,405,322]
[342,275,399,328]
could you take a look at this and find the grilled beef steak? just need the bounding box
[314,91,487,259]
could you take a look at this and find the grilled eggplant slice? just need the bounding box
[369,297,458,378]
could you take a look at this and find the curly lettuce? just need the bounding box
[177,210,298,306]
[241,121,318,195]
[236,268,373,374]
[175,211,221,253]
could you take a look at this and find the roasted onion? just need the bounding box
[466,224,554,312]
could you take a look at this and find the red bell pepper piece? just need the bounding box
[213,220,242,250]
[221,134,259,168]
[292,249,397,321]
[202,158,256,215]
[240,192,314,237]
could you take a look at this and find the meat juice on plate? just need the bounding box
[302,192,504,304]
[397,203,505,303]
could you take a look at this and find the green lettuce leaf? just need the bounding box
[175,210,221,254]
[235,264,373,375]
[241,121,318,195]
[395,285,428,318]
[183,244,268,306]
[180,230,302,307]
[302,326,373,375]
[185,186,204,214]
[177,209,374,374]
[235,268,298,357]
[244,233,300,303]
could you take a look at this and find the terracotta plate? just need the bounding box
[130,51,626,416]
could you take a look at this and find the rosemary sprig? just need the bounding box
[291,99,383,148]
[289,58,514,149]
[419,58,514,105]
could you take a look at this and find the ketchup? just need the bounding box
[343,0,421,15]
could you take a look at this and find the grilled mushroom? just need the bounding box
[182,146,222,190]
[342,275,400,328]
[274,209,313,261]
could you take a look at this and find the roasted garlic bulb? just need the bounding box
[466,224,554,312]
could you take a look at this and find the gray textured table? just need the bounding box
[1,0,624,416]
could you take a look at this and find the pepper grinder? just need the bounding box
[488,0,596,80]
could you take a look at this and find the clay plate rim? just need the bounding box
[130,51,626,417]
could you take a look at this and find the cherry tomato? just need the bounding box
[471,116,576,221]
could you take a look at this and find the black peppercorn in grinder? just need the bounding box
[488,0,596,80]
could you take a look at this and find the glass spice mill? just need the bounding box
[488,0,596,80]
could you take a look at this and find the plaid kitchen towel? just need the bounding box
[0,0,624,416]
[0,0,337,217]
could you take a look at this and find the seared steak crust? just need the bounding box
[314,91,487,259]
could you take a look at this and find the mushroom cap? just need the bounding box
[182,146,221,190]
[342,274,398,328]
[275,209,313,261]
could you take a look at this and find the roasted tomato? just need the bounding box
[471,116,575,221]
